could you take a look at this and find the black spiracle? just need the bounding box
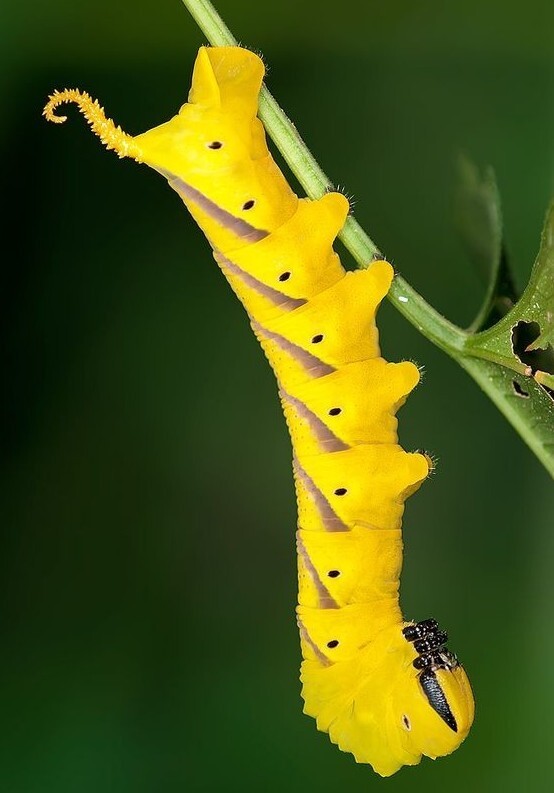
[405,618,461,673]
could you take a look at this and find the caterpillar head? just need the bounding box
[395,658,474,759]
[309,620,474,777]
[384,620,474,759]
[43,46,298,250]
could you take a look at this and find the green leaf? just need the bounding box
[454,200,554,475]
[464,202,554,392]
[453,155,518,331]
[458,356,554,475]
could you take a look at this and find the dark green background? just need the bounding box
[3,1,553,791]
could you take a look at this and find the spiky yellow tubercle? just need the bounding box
[43,89,142,161]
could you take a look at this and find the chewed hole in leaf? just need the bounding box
[512,379,530,399]
[511,320,554,376]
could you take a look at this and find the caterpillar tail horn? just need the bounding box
[42,89,142,162]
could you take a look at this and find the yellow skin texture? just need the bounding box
[43,45,474,776]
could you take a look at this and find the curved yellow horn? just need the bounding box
[42,89,142,161]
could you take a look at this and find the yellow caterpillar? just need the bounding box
[43,46,475,776]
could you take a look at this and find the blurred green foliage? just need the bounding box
[2,1,553,791]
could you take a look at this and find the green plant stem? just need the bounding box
[181,0,466,356]
[181,0,554,477]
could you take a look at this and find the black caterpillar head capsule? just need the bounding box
[402,618,438,643]
[390,621,475,764]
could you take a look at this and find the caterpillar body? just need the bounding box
[44,46,474,776]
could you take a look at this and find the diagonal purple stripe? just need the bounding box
[297,615,331,666]
[297,532,339,609]
[293,455,349,532]
[281,389,348,453]
[215,252,307,312]
[161,171,269,243]
[252,322,335,379]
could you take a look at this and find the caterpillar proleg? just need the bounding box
[43,45,474,776]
